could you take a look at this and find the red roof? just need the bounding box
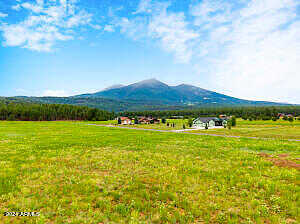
[120,117,130,121]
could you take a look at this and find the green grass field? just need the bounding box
[0,121,299,223]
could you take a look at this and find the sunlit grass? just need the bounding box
[0,121,299,223]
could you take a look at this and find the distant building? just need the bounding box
[193,117,227,128]
[219,114,227,119]
[119,117,132,125]
[138,117,160,124]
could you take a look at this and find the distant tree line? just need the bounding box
[119,106,300,120]
[0,102,114,121]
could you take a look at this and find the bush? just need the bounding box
[162,118,166,124]
[183,124,186,129]
[288,116,294,122]
[242,115,248,120]
[7,114,16,121]
[231,116,236,127]
[134,117,139,124]
[188,118,193,127]
[227,120,232,130]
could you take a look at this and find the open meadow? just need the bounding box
[0,121,299,223]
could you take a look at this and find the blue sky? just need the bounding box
[0,0,299,103]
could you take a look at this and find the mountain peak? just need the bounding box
[136,78,163,85]
[130,78,168,88]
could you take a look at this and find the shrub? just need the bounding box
[134,117,139,124]
[227,120,232,130]
[188,118,193,127]
[231,116,236,127]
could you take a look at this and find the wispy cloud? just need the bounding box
[111,1,199,63]
[189,0,300,102]
[104,25,115,32]
[1,0,93,52]
[0,12,8,18]
[42,89,70,97]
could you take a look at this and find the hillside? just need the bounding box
[75,79,287,107]
[2,79,290,112]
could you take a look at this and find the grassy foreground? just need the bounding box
[0,121,299,223]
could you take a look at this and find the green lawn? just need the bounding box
[0,121,299,223]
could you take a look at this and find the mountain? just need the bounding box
[3,79,290,112]
[79,79,181,102]
[103,84,125,91]
[75,78,284,107]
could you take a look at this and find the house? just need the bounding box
[119,117,132,125]
[138,117,151,124]
[193,117,227,128]
[219,114,227,119]
[138,117,160,124]
[149,118,160,124]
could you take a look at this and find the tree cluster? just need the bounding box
[0,102,114,121]
[119,106,300,121]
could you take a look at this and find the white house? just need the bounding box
[193,117,227,128]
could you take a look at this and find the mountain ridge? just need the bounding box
[2,79,292,112]
[75,78,279,107]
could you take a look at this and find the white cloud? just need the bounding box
[115,1,199,63]
[12,4,21,11]
[134,0,152,14]
[148,9,199,63]
[90,24,101,30]
[104,24,114,32]
[0,0,94,52]
[42,90,70,97]
[189,0,300,103]
[0,12,8,18]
